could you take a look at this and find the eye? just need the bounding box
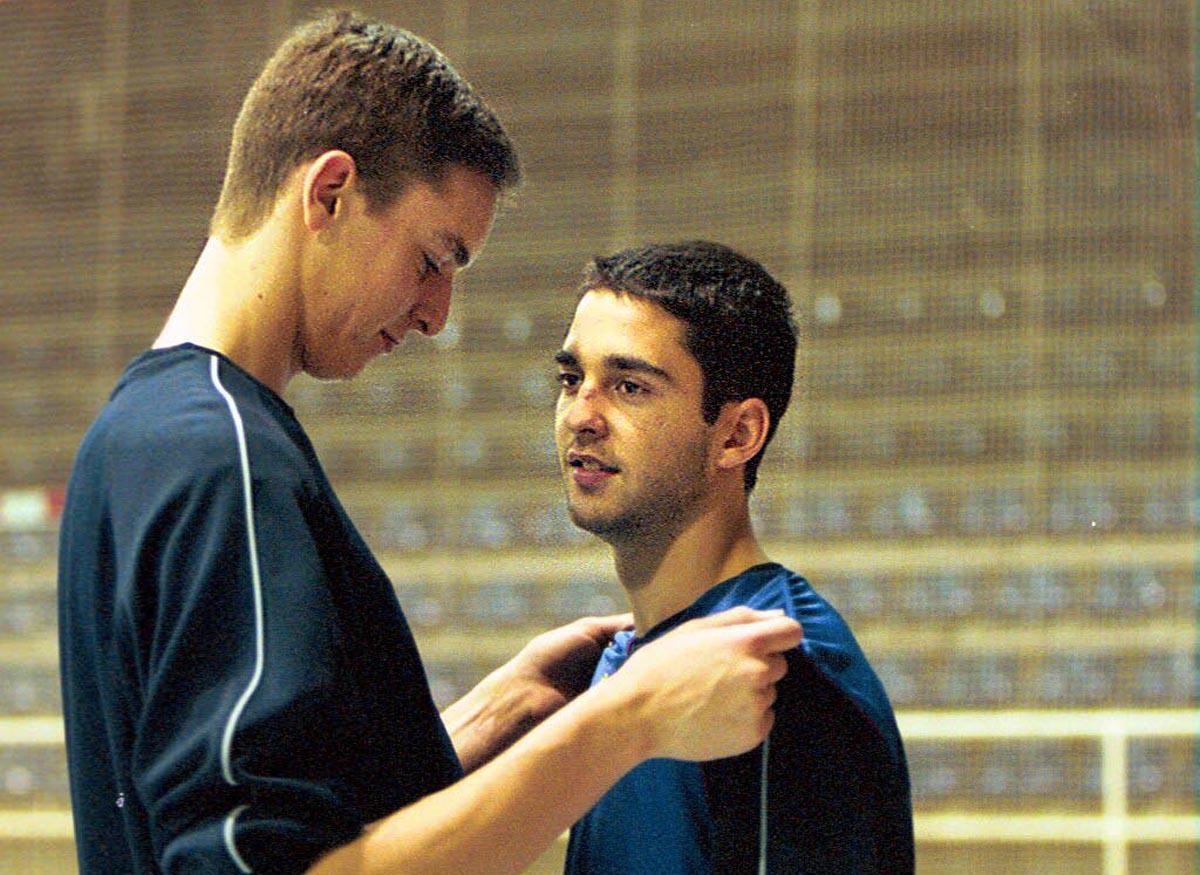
[616,379,644,396]
[557,371,581,392]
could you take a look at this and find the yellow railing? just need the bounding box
[898,709,1200,875]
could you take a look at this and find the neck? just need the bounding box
[153,222,301,396]
[610,493,770,635]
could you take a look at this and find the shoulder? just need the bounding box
[711,564,849,638]
[84,348,309,496]
[702,564,868,679]
[723,565,908,762]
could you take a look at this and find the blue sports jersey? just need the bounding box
[58,345,461,873]
[565,563,914,874]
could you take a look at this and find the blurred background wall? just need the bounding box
[0,1,1194,872]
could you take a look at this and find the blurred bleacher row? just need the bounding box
[0,652,1167,742]
[0,575,1195,816]
[0,724,1194,816]
[3,551,1194,705]
[3,473,1193,563]
[0,316,1193,427]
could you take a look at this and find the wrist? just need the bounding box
[574,670,655,767]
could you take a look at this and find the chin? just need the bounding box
[299,337,375,382]
[568,503,642,543]
[306,367,357,383]
[566,503,613,537]
[305,354,368,382]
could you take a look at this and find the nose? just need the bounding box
[559,381,608,438]
[413,275,453,337]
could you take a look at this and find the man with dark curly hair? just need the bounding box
[556,241,914,873]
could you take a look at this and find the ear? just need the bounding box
[301,150,357,231]
[713,398,770,474]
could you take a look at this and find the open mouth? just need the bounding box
[569,456,619,473]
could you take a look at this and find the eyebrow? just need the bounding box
[554,350,673,384]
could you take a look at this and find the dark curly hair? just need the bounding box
[581,241,797,491]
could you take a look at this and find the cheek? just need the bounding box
[647,421,707,465]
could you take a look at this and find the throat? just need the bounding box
[613,516,769,634]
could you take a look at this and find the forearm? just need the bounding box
[309,681,646,875]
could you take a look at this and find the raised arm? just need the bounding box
[309,607,802,875]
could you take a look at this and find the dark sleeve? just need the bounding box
[703,649,914,875]
[114,453,368,873]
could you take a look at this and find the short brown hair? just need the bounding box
[210,10,521,240]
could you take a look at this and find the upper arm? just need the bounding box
[116,440,364,871]
[702,649,913,874]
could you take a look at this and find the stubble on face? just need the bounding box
[565,427,712,547]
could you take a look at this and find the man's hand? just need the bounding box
[500,613,634,719]
[442,614,631,772]
[600,606,803,762]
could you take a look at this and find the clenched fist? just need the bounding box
[599,606,803,762]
